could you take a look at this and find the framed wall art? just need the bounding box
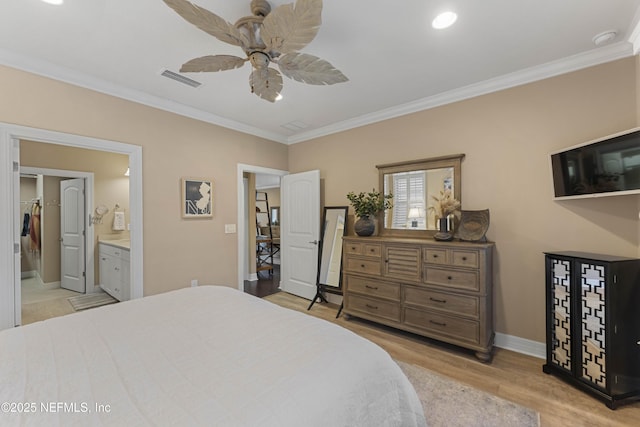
[182,177,213,218]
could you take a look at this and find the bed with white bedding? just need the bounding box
[0,286,426,426]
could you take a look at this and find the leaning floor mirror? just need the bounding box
[307,206,348,317]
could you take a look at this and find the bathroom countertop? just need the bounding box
[98,238,130,250]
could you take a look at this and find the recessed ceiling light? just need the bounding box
[41,0,64,4]
[432,11,457,29]
[592,30,617,46]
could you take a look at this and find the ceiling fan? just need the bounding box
[163,0,348,102]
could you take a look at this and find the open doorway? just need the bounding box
[18,168,96,325]
[236,164,288,298]
[0,123,144,331]
[245,174,281,298]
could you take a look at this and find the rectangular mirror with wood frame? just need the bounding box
[377,154,464,238]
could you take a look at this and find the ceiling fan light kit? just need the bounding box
[163,0,348,102]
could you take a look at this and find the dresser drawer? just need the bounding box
[452,250,479,268]
[347,275,400,301]
[347,295,400,322]
[404,307,479,344]
[345,257,381,275]
[424,248,447,265]
[425,267,479,292]
[403,286,479,318]
[344,242,381,257]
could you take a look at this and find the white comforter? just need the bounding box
[0,286,426,426]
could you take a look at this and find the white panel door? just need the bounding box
[280,170,320,300]
[61,178,85,293]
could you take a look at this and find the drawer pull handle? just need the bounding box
[430,320,447,327]
[361,264,366,268]
[366,304,378,310]
[351,247,357,250]
[365,285,379,290]
[462,256,467,261]
[433,254,438,258]
[429,297,447,303]
[447,276,453,280]
[370,249,375,252]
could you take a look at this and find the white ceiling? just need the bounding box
[1,0,639,144]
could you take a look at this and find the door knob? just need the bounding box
[308,240,319,245]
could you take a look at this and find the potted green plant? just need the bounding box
[347,189,393,236]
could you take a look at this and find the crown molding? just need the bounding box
[0,43,633,147]
[0,48,287,144]
[629,13,640,54]
[286,42,634,144]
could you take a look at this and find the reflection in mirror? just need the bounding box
[377,154,464,238]
[383,167,454,230]
[308,206,349,317]
[318,208,347,287]
[270,206,280,225]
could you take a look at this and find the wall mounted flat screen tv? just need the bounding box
[551,127,640,199]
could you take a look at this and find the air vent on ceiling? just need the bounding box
[160,69,202,88]
[281,120,310,131]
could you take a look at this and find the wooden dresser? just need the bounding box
[342,236,495,361]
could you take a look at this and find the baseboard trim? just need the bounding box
[21,270,36,279]
[247,273,258,282]
[494,332,545,359]
[41,281,61,290]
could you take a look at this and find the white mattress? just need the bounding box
[0,286,426,426]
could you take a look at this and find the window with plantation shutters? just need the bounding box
[391,171,426,228]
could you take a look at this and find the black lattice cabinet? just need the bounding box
[543,252,640,409]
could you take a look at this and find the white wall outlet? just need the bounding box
[191,279,198,287]
[225,224,237,234]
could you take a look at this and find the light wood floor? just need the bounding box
[264,292,640,427]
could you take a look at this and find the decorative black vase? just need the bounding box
[433,217,453,241]
[354,215,376,236]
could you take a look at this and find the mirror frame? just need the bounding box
[316,206,349,291]
[377,153,464,238]
[308,206,349,315]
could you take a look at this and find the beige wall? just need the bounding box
[41,176,63,284]
[3,57,639,344]
[289,57,640,342]
[2,64,288,296]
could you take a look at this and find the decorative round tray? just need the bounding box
[456,209,490,242]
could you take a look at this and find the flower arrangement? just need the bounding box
[429,189,461,219]
[347,189,393,218]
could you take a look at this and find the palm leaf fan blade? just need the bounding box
[163,0,248,47]
[180,55,247,72]
[278,52,348,85]
[261,0,322,54]
[249,68,283,102]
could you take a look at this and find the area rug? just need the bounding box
[67,292,118,311]
[397,361,540,427]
